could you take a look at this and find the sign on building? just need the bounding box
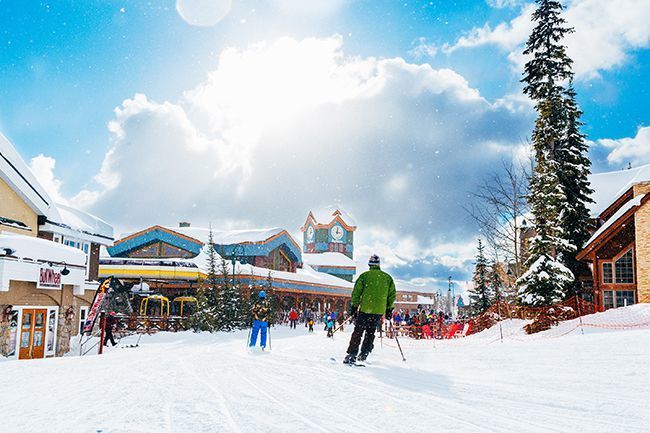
[37,267,62,289]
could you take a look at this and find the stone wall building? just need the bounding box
[0,133,114,360]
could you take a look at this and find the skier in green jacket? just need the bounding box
[343,254,396,364]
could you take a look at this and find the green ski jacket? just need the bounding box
[351,265,396,315]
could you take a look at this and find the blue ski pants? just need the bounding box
[249,320,268,347]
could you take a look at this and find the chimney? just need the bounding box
[179,222,191,228]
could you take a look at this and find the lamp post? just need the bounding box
[231,245,246,288]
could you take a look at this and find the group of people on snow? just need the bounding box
[248,254,398,365]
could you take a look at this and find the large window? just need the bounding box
[615,249,634,284]
[602,263,613,284]
[615,291,635,308]
[601,248,634,285]
[603,290,635,310]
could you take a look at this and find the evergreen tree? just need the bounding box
[469,239,492,315]
[219,257,240,331]
[190,229,223,331]
[522,0,574,104]
[517,140,573,306]
[519,0,592,302]
[557,82,594,295]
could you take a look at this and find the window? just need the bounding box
[78,306,89,334]
[615,249,634,284]
[615,291,635,308]
[602,263,613,284]
[603,291,614,309]
[603,290,635,310]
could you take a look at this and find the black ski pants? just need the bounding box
[346,312,382,356]
[103,328,116,346]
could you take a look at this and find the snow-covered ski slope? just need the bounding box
[2,306,650,433]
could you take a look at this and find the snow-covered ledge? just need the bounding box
[0,233,87,294]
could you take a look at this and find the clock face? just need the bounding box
[331,225,344,241]
[306,226,314,240]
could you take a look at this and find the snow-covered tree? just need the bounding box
[219,257,241,331]
[190,229,222,332]
[519,0,591,302]
[469,239,492,315]
[557,83,594,295]
[517,137,573,305]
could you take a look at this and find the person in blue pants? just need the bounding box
[249,290,271,349]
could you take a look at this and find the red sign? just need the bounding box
[37,267,62,289]
[82,277,112,334]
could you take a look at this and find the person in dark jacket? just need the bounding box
[103,311,118,347]
[343,255,396,364]
[249,291,271,349]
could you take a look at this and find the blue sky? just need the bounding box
[2,0,650,291]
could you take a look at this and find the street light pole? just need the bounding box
[231,245,246,288]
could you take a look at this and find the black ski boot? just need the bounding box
[357,352,369,362]
[343,353,356,365]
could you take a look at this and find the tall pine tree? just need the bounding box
[190,233,222,332]
[519,0,592,303]
[558,82,594,295]
[469,239,492,316]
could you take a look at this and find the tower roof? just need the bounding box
[301,206,357,231]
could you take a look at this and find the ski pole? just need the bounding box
[390,320,406,362]
[332,315,354,335]
[267,322,272,350]
[246,325,252,349]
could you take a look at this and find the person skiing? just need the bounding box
[249,291,271,350]
[103,311,118,347]
[288,308,299,329]
[343,254,396,365]
[326,315,334,338]
[308,318,314,332]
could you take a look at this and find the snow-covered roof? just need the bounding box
[582,194,645,252]
[302,252,356,268]
[1,132,114,244]
[0,132,59,218]
[41,203,114,244]
[102,245,352,291]
[308,206,357,227]
[0,232,87,266]
[169,227,286,245]
[588,163,650,217]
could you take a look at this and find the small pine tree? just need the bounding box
[469,240,492,316]
[190,229,223,332]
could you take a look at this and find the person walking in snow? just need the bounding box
[343,254,396,364]
[288,308,299,329]
[103,311,118,347]
[249,291,271,349]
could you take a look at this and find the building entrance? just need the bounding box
[19,309,47,359]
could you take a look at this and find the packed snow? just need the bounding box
[2,306,649,433]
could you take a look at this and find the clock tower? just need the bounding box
[300,206,357,259]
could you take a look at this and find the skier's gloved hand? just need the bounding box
[348,306,358,319]
[385,307,393,318]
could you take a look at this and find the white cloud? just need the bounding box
[444,4,535,54]
[596,126,650,166]
[409,37,438,59]
[445,0,650,79]
[60,35,531,281]
[28,155,68,205]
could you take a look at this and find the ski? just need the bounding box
[330,357,366,367]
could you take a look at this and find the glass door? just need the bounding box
[18,309,47,359]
